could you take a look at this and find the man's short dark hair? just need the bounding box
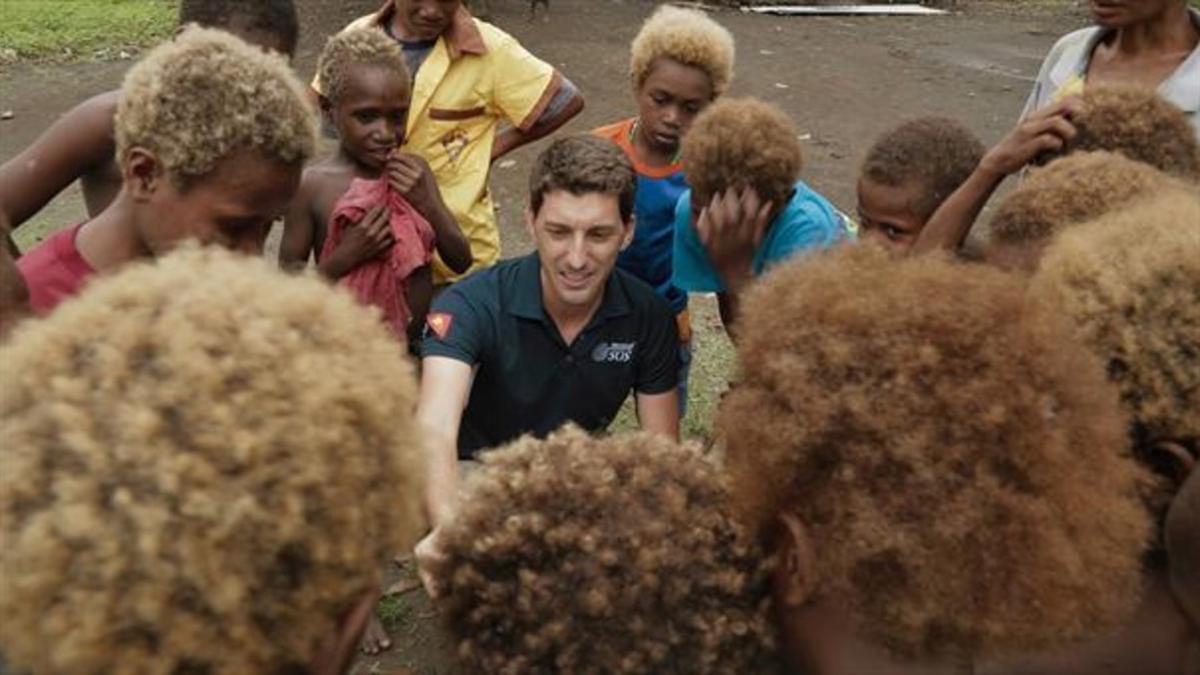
[529,135,637,222]
[179,0,299,55]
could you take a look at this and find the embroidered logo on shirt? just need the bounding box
[440,128,470,164]
[591,342,636,363]
[426,312,454,340]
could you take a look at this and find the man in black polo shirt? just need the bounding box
[416,134,680,539]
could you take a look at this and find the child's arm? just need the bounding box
[387,153,472,274]
[0,91,119,252]
[0,221,29,339]
[912,98,1082,255]
[492,81,585,161]
[697,188,773,337]
[280,177,395,278]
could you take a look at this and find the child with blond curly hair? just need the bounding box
[430,427,778,674]
[282,28,470,345]
[0,247,426,675]
[672,97,850,334]
[593,5,735,411]
[717,245,1151,674]
[993,191,1200,675]
[14,27,316,316]
[0,0,300,258]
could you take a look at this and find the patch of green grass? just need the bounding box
[0,0,179,63]
[377,595,408,633]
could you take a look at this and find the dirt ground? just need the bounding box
[0,1,1089,672]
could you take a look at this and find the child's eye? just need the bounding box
[353,111,379,123]
[884,226,903,240]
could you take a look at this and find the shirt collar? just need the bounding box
[372,2,486,59]
[506,253,632,324]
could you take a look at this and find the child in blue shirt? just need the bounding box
[673,97,850,334]
[594,5,735,412]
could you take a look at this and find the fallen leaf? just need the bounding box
[383,579,421,597]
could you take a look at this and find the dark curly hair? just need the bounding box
[432,427,779,674]
[180,0,299,55]
[0,247,425,675]
[717,244,1151,660]
[682,97,801,208]
[861,117,985,219]
[1063,85,1200,180]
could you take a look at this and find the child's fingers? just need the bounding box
[752,199,773,247]
[357,205,386,227]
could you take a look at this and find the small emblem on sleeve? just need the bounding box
[426,312,453,340]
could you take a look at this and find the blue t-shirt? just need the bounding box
[672,181,849,292]
[619,171,690,313]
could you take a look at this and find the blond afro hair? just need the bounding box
[683,97,801,207]
[1030,190,1200,459]
[1066,85,1200,180]
[317,27,410,104]
[717,245,1151,660]
[432,427,779,674]
[989,150,1189,246]
[630,5,735,97]
[115,26,317,185]
[0,247,425,675]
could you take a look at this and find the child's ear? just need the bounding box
[123,148,164,202]
[771,511,818,608]
[317,95,334,122]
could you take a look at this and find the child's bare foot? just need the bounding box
[359,612,392,655]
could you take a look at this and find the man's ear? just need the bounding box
[123,147,164,203]
[620,215,636,251]
[771,511,818,608]
[524,205,537,240]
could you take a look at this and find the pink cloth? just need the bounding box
[319,178,436,339]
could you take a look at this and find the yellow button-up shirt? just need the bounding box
[315,5,560,282]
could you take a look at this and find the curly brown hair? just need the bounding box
[717,244,1151,660]
[0,247,425,675]
[861,117,985,219]
[682,97,801,208]
[179,0,299,55]
[1065,85,1200,180]
[1030,190,1200,459]
[530,135,637,222]
[630,5,736,96]
[988,150,1187,245]
[317,27,409,105]
[115,26,317,187]
[432,427,779,674]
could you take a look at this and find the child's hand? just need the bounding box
[387,152,441,214]
[696,187,773,290]
[980,97,1081,178]
[328,205,394,276]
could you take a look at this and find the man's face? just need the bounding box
[394,0,461,41]
[329,63,411,171]
[855,177,926,255]
[634,58,714,158]
[528,190,633,312]
[136,150,301,256]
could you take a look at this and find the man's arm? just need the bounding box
[636,390,680,442]
[416,356,475,528]
[0,91,119,253]
[912,98,1081,255]
[492,77,585,161]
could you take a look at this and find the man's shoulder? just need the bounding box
[438,256,523,303]
[613,267,673,317]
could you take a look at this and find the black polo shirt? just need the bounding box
[421,253,679,457]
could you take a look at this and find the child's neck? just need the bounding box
[75,192,150,272]
[1106,5,1198,58]
[334,148,385,181]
